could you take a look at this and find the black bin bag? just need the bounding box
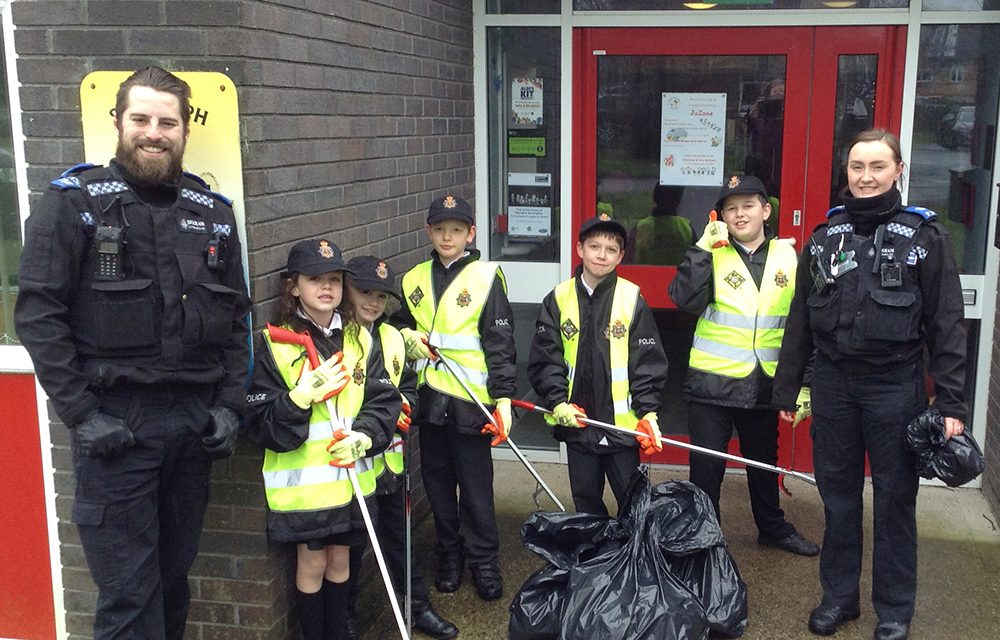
[905,407,985,487]
[509,475,748,640]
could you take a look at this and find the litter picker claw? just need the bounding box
[511,398,816,488]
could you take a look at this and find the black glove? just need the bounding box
[203,406,240,459]
[75,410,135,459]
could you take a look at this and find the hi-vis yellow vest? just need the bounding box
[261,325,383,513]
[378,322,406,476]
[553,277,641,430]
[689,240,797,379]
[402,260,506,405]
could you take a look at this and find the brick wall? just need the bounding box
[12,1,474,638]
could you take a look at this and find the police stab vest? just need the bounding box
[378,322,406,476]
[402,260,505,404]
[260,324,383,513]
[689,240,797,379]
[553,277,641,430]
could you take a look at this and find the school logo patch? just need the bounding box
[353,361,365,386]
[727,175,740,189]
[598,212,611,221]
[409,286,424,307]
[376,261,389,280]
[318,240,334,259]
[610,319,627,339]
[456,288,472,307]
[724,270,746,290]
[774,270,789,288]
[392,356,401,377]
[443,195,458,209]
[560,318,579,340]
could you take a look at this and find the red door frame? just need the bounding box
[572,26,905,470]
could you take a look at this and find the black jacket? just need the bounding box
[15,161,251,426]
[669,228,788,408]
[528,270,668,452]
[772,189,968,421]
[390,250,517,435]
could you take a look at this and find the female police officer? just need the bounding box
[772,129,967,640]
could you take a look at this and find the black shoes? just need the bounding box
[758,531,821,556]
[412,600,459,639]
[808,604,861,636]
[874,621,910,640]
[434,552,464,593]
[471,563,503,601]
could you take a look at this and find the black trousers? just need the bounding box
[71,384,214,640]
[419,423,499,567]
[687,401,794,539]
[812,356,924,623]
[566,444,639,517]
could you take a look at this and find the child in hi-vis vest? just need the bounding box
[245,239,399,640]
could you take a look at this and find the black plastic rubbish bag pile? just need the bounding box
[905,407,985,487]
[509,477,747,640]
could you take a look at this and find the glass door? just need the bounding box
[574,26,904,470]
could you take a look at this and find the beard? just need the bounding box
[114,132,185,187]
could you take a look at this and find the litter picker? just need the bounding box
[511,398,816,488]
[423,341,566,512]
[267,324,410,640]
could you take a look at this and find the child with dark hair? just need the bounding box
[245,239,399,640]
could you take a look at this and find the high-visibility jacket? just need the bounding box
[402,260,505,405]
[377,322,406,476]
[260,324,383,513]
[689,240,797,380]
[553,277,641,430]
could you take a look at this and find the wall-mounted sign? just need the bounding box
[659,92,726,187]
[508,135,546,157]
[508,172,551,237]
[511,77,543,127]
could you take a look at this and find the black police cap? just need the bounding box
[427,194,474,226]
[280,238,354,279]
[715,174,768,213]
[346,255,401,301]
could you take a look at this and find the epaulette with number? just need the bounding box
[182,171,233,206]
[50,162,99,191]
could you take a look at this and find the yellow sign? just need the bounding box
[79,71,247,281]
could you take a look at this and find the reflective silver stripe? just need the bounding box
[613,397,631,417]
[413,357,429,371]
[610,366,629,383]
[263,456,376,489]
[703,307,756,330]
[703,308,788,331]
[691,336,758,364]
[428,332,482,351]
[564,361,576,384]
[755,347,781,362]
[437,359,489,388]
[306,416,355,442]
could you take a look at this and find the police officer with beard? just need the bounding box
[15,67,250,640]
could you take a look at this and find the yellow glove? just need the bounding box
[696,219,730,252]
[552,402,587,427]
[635,412,663,455]
[400,328,435,361]
[326,430,373,466]
[288,354,350,409]
[697,209,730,252]
[792,387,812,428]
[481,398,512,447]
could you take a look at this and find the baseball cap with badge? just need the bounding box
[280,238,354,279]
[715,174,768,213]
[426,194,475,226]
[579,211,628,248]
[346,255,402,301]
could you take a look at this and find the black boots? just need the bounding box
[434,552,464,593]
[412,599,459,639]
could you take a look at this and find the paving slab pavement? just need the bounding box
[358,460,1000,640]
